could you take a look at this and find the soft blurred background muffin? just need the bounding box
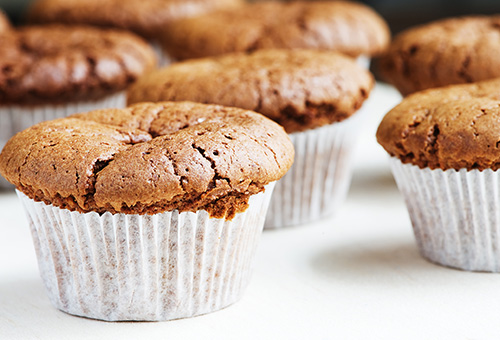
[26,0,243,65]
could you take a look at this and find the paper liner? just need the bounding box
[356,55,371,69]
[17,183,274,321]
[150,41,175,67]
[0,93,126,189]
[265,110,364,229]
[391,158,500,272]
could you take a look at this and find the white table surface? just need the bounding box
[2,84,500,340]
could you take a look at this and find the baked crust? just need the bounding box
[0,25,156,105]
[379,16,500,95]
[28,0,243,39]
[160,1,390,60]
[377,78,500,170]
[0,101,294,219]
[128,49,374,133]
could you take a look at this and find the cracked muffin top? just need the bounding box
[379,16,500,96]
[0,101,294,219]
[160,1,390,60]
[127,49,374,133]
[0,25,156,105]
[28,0,243,40]
[377,78,500,171]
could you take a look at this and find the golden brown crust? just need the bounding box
[128,49,374,133]
[379,16,500,96]
[377,78,500,171]
[28,0,244,39]
[0,25,156,105]
[160,1,390,60]
[0,102,294,219]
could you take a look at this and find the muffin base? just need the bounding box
[0,93,126,189]
[18,183,274,321]
[391,158,500,272]
[265,111,363,229]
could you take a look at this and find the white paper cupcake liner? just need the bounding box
[17,183,274,321]
[391,158,500,272]
[0,92,126,189]
[265,109,365,229]
[150,41,175,67]
[356,55,371,69]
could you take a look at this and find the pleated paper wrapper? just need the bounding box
[150,41,175,67]
[265,107,366,229]
[391,158,500,272]
[0,93,126,189]
[17,183,274,321]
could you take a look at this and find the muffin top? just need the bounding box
[0,11,11,33]
[128,49,374,133]
[379,16,500,96]
[160,1,390,60]
[28,0,243,39]
[377,78,500,171]
[0,101,294,219]
[0,25,156,105]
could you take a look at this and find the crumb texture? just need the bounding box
[377,78,500,170]
[128,49,374,133]
[0,102,294,218]
[160,1,390,60]
[28,0,243,39]
[0,25,156,105]
[380,16,500,95]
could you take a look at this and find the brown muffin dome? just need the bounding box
[160,1,390,60]
[0,25,156,105]
[379,16,500,96]
[128,49,374,133]
[28,0,243,39]
[377,78,500,171]
[0,101,294,219]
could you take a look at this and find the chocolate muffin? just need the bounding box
[128,49,374,228]
[377,78,500,272]
[0,101,293,321]
[0,25,156,188]
[159,1,390,62]
[379,16,500,96]
[28,0,244,64]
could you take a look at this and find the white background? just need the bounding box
[2,84,500,339]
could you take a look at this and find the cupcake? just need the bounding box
[0,25,156,189]
[0,101,294,321]
[27,0,244,65]
[158,0,390,68]
[379,15,500,96]
[127,49,374,228]
[377,78,500,272]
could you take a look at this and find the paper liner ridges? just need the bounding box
[391,158,500,272]
[265,116,359,228]
[18,183,273,321]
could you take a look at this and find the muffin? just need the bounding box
[0,25,156,189]
[159,1,390,68]
[379,16,500,96]
[0,101,294,321]
[377,78,500,272]
[128,49,374,228]
[28,0,244,65]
